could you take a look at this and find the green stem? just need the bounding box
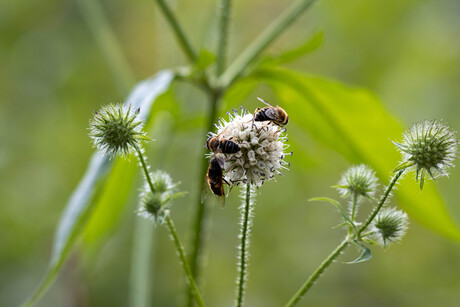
[134,147,155,193]
[165,215,206,307]
[76,0,136,95]
[219,0,316,87]
[284,239,349,307]
[215,0,232,76]
[155,0,198,63]
[358,170,405,236]
[235,184,253,307]
[188,90,221,278]
[285,170,405,306]
[350,193,358,222]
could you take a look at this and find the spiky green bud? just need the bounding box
[89,104,150,157]
[137,170,185,224]
[334,164,379,199]
[371,208,408,248]
[393,120,458,189]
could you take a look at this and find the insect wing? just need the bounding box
[257,97,274,108]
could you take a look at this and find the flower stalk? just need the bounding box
[165,215,206,307]
[236,184,254,307]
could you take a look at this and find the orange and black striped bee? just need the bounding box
[206,136,240,154]
[205,156,228,206]
[253,97,289,126]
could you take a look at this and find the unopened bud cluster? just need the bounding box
[137,171,184,224]
[371,208,408,248]
[89,104,149,157]
[393,120,458,189]
[335,164,378,199]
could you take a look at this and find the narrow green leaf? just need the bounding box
[254,66,460,241]
[22,71,175,307]
[344,241,372,264]
[309,197,357,233]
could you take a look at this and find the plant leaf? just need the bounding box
[21,71,175,307]
[252,66,460,241]
[309,197,357,233]
[344,241,372,264]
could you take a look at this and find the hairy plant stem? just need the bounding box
[350,193,358,222]
[155,0,198,63]
[215,0,232,76]
[285,170,405,306]
[135,146,205,307]
[358,170,405,236]
[165,215,206,307]
[236,184,253,307]
[219,0,316,87]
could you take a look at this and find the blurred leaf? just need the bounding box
[195,49,216,71]
[259,32,323,67]
[253,66,460,241]
[344,241,371,264]
[22,71,175,307]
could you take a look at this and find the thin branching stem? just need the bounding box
[215,0,232,76]
[219,0,316,87]
[155,0,198,63]
[284,170,406,306]
[284,239,349,307]
[165,215,206,307]
[135,147,155,193]
[350,193,358,222]
[235,184,253,307]
[358,170,405,236]
[135,146,205,307]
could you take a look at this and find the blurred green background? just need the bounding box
[1,0,460,306]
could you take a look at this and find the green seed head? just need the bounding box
[89,104,150,157]
[372,208,408,248]
[393,120,458,189]
[335,164,379,199]
[137,171,184,224]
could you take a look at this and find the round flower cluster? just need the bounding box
[137,170,184,224]
[335,164,379,199]
[371,207,409,248]
[393,120,458,189]
[208,108,290,187]
[89,104,150,157]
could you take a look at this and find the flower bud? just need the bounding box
[334,164,378,199]
[371,208,408,248]
[393,120,458,189]
[89,104,150,157]
[137,171,184,224]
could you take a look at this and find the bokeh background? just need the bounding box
[1,0,460,306]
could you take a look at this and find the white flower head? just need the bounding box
[207,108,290,187]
